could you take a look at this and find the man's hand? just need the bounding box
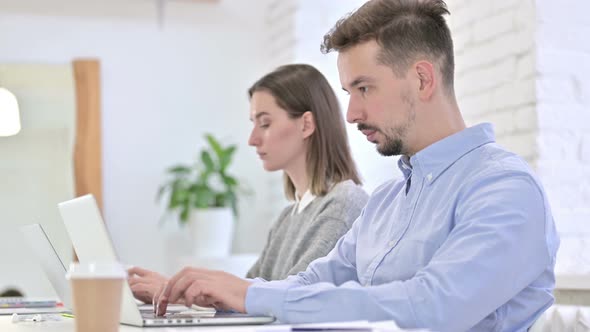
[128,266,168,304]
[154,267,251,316]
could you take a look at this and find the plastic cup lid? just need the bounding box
[66,262,127,279]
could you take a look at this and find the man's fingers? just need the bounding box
[130,282,154,294]
[163,267,192,297]
[130,282,143,292]
[155,268,227,316]
[127,266,149,277]
[184,281,221,310]
[183,282,201,307]
[128,275,142,286]
[167,274,199,304]
[154,282,167,316]
[157,268,188,312]
[167,269,216,304]
[156,297,168,316]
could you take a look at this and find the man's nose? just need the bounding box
[346,96,363,124]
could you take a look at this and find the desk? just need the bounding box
[0,316,267,332]
[555,274,590,305]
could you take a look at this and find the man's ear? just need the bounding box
[301,111,316,139]
[414,61,436,101]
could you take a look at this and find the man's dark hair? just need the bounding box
[322,0,455,93]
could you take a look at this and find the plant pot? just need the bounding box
[188,207,234,257]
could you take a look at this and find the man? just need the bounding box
[155,1,559,330]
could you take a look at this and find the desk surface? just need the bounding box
[556,274,590,290]
[0,316,268,332]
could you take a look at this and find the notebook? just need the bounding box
[0,297,57,309]
[57,194,275,327]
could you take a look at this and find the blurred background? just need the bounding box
[0,0,588,300]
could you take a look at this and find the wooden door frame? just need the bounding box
[72,59,103,211]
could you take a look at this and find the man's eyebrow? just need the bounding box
[342,76,374,92]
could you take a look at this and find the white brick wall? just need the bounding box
[449,0,590,274]
[536,0,590,274]
[449,0,537,163]
[266,0,297,68]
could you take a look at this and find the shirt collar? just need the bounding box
[292,189,317,215]
[398,155,413,180]
[397,123,496,184]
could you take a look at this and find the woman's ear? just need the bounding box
[301,111,316,139]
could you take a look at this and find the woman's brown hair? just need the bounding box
[248,64,361,200]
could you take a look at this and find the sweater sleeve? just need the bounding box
[284,217,351,277]
[245,229,272,279]
[245,206,292,279]
[284,185,368,278]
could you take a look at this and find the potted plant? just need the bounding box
[157,134,239,257]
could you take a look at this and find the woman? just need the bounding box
[129,64,368,303]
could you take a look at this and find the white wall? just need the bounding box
[447,0,590,274]
[535,0,590,273]
[0,0,279,285]
[447,0,537,161]
[0,64,76,298]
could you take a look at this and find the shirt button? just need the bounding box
[388,241,395,247]
[427,173,433,181]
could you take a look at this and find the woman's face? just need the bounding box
[248,90,308,172]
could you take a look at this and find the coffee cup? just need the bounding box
[66,262,126,332]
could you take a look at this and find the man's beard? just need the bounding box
[357,123,406,156]
[377,133,405,156]
[358,94,416,157]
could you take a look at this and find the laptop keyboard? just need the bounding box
[142,311,216,319]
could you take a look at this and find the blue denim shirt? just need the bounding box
[246,123,559,332]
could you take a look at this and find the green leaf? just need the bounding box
[169,190,181,209]
[224,145,237,157]
[194,188,214,209]
[206,134,224,159]
[201,150,215,172]
[198,170,211,184]
[167,165,191,174]
[220,146,236,172]
[179,205,190,223]
[221,174,238,187]
[213,193,225,207]
[157,134,246,226]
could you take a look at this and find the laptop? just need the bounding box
[17,223,190,318]
[16,223,73,313]
[57,194,275,327]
